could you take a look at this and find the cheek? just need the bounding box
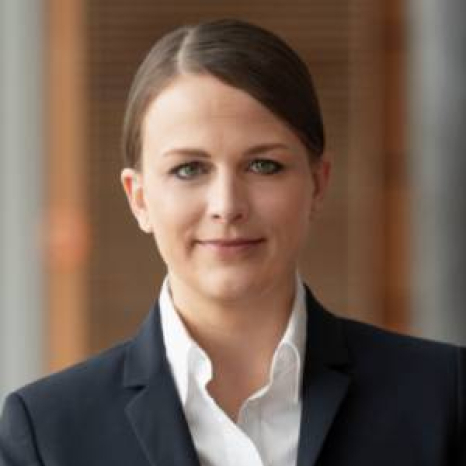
[148,211,191,268]
[146,188,202,248]
[262,191,312,254]
[259,186,311,229]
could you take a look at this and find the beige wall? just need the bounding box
[0,0,46,402]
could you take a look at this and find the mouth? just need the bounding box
[195,238,265,257]
[197,238,265,247]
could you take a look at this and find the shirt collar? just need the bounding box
[159,276,195,405]
[272,273,307,403]
[159,273,307,406]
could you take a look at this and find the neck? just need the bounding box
[168,273,296,358]
[168,273,298,419]
[170,274,296,392]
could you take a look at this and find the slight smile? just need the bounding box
[198,238,265,247]
[196,238,266,257]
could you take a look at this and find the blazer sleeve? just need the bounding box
[457,346,466,465]
[0,392,43,466]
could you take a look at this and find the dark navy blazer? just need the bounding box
[1,287,465,466]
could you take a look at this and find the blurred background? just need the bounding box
[1,0,466,404]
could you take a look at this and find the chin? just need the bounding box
[199,272,263,303]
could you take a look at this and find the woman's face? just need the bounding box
[121,73,329,304]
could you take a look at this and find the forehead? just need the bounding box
[141,74,302,150]
[145,73,268,122]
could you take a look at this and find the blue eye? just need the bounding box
[249,159,284,175]
[170,161,207,180]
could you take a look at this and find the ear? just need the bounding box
[120,168,152,233]
[309,154,331,216]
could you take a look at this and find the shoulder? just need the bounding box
[4,304,163,423]
[337,314,465,400]
[0,339,136,462]
[13,340,132,416]
[339,314,462,361]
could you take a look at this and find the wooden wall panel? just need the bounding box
[381,0,408,332]
[47,0,90,370]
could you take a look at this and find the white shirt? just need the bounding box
[159,276,307,466]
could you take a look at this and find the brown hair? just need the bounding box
[122,19,325,169]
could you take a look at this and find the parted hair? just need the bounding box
[122,19,325,169]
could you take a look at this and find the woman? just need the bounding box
[1,19,464,466]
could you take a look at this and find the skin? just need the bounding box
[121,73,330,420]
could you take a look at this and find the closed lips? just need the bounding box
[198,238,265,246]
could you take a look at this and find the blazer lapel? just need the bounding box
[297,287,352,466]
[123,287,351,466]
[123,305,201,466]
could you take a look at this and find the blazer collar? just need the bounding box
[297,285,351,466]
[123,284,351,466]
[124,305,201,466]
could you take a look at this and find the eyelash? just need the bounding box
[169,159,285,180]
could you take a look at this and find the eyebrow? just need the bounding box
[161,143,292,158]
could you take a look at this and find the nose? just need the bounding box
[207,171,249,223]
